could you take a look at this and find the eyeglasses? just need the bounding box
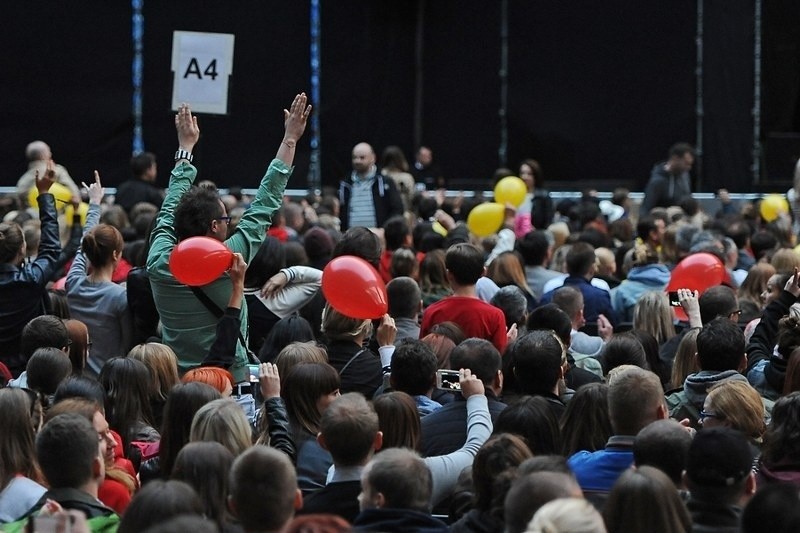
[699,410,722,423]
[215,216,232,224]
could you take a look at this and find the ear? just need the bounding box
[738,353,747,373]
[92,455,103,480]
[693,352,700,370]
[373,431,384,452]
[745,472,756,496]
[227,495,237,517]
[316,432,329,451]
[294,488,303,511]
[375,492,386,509]
[493,370,504,392]
[656,402,668,420]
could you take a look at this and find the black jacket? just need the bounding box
[338,172,404,230]
[326,340,383,398]
[299,479,361,523]
[420,392,507,457]
[353,508,448,533]
[0,194,60,376]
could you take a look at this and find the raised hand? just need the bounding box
[35,159,56,194]
[283,93,312,143]
[82,171,104,205]
[459,368,485,398]
[175,103,200,151]
[784,267,800,299]
[228,253,247,289]
[376,314,397,347]
[258,362,281,399]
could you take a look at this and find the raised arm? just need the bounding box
[423,369,492,505]
[747,269,800,372]
[275,93,312,167]
[147,104,201,274]
[29,161,62,285]
[67,172,104,285]
[227,93,311,260]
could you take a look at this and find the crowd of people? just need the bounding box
[3,100,800,533]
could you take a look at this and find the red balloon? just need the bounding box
[666,252,731,321]
[322,255,388,319]
[169,237,233,287]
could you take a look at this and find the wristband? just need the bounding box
[174,149,193,163]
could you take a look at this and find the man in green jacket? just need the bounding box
[147,94,311,385]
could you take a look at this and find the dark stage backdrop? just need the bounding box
[0,1,792,194]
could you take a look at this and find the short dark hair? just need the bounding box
[504,471,581,533]
[494,396,562,455]
[510,331,564,394]
[699,285,738,325]
[229,446,297,531]
[516,230,550,267]
[686,427,753,496]
[636,216,658,242]
[20,315,69,361]
[696,317,745,371]
[332,227,381,269]
[383,216,410,251]
[390,339,438,396]
[174,187,223,241]
[445,243,485,286]
[750,230,778,261]
[131,152,156,178]
[669,142,695,158]
[526,304,572,347]
[387,277,421,319]
[449,338,501,387]
[37,413,98,489]
[565,242,596,277]
[119,480,204,533]
[26,347,72,395]
[320,393,378,467]
[365,448,432,512]
[725,220,752,249]
[633,419,693,486]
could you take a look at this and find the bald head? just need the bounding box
[352,142,376,175]
[26,141,51,162]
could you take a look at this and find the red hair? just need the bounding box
[182,367,234,395]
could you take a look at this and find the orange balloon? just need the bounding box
[322,255,388,319]
[169,237,233,286]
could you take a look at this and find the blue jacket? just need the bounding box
[568,435,635,492]
[612,263,671,322]
[541,275,617,326]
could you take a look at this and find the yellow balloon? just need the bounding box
[494,176,528,207]
[467,202,505,237]
[760,194,789,222]
[28,182,73,211]
[64,202,90,226]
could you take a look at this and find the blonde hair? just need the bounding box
[771,248,800,273]
[738,263,776,308]
[190,399,252,456]
[321,304,372,340]
[707,380,767,441]
[526,497,607,533]
[274,341,328,385]
[127,343,180,403]
[670,328,700,390]
[633,291,675,344]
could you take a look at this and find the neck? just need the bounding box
[76,481,99,499]
[450,283,477,298]
[88,263,115,283]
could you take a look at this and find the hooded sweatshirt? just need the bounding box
[611,263,671,322]
[666,370,749,428]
